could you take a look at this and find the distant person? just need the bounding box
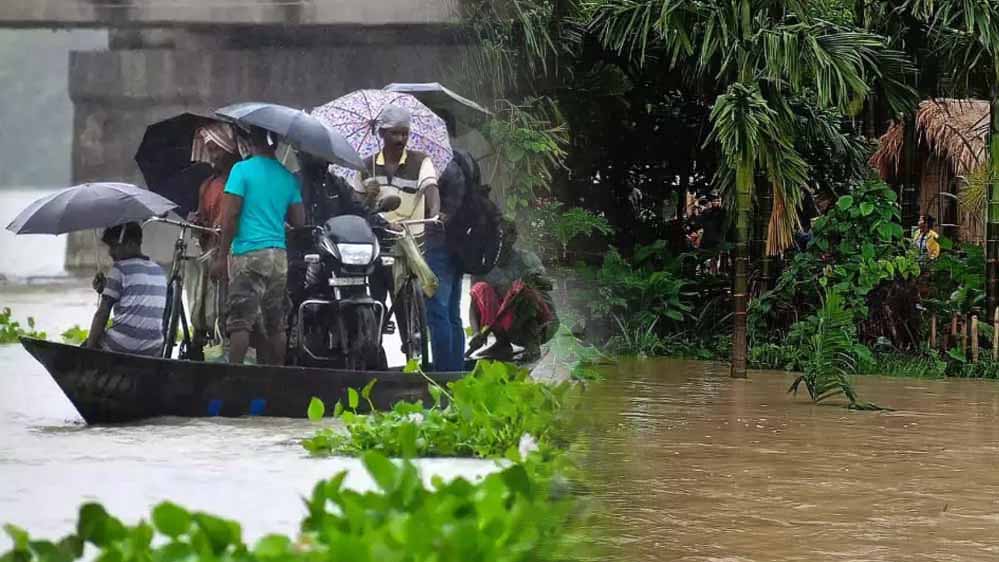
[693,196,724,251]
[85,223,167,356]
[212,126,305,366]
[186,122,239,357]
[466,220,558,363]
[794,188,819,251]
[913,214,940,261]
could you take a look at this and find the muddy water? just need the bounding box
[583,359,999,562]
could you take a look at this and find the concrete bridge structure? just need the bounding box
[2,0,477,269]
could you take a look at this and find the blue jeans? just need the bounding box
[426,240,465,372]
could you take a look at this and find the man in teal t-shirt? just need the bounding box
[213,126,305,366]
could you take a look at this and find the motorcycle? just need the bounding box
[286,213,389,370]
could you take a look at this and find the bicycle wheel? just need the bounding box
[404,278,430,368]
[162,278,183,359]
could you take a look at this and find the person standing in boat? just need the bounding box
[186,122,240,358]
[212,126,306,366]
[86,223,168,356]
[350,104,441,358]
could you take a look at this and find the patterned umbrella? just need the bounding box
[312,90,453,179]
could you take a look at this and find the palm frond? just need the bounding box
[788,290,886,410]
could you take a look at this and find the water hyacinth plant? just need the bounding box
[302,360,574,459]
[1,450,584,562]
[0,307,45,344]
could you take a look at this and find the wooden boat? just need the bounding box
[20,337,466,424]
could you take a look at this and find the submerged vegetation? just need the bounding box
[303,360,573,459]
[0,308,45,344]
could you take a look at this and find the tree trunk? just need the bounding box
[756,175,773,292]
[987,95,999,317]
[901,113,920,232]
[730,158,753,379]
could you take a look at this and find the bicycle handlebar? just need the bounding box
[145,216,220,235]
[391,216,442,227]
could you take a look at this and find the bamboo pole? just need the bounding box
[994,307,999,361]
[901,113,919,232]
[730,158,753,379]
[960,316,968,357]
[930,316,937,350]
[987,94,999,319]
[972,315,980,364]
[952,315,959,353]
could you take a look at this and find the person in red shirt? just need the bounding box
[186,123,239,357]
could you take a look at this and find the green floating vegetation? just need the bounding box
[1,450,582,562]
[0,308,46,344]
[60,325,89,345]
[303,360,574,459]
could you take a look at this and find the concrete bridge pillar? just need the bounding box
[65,27,472,270]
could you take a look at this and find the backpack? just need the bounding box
[445,150,504,275]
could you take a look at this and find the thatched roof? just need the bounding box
[870,99,989,179]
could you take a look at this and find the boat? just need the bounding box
[19,337,466,424]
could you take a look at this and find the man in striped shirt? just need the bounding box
[85,223,167,356]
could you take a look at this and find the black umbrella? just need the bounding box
[134,112,220,216]
[7,183,178,235]
[215,102,365,171]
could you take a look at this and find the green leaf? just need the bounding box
[836,195,854,210]
[347,388,359,410]
[253,535,291,559]
[76,504,125,547]
[404,358,420,373]
[947,347,967,363]
[398,422,418,458]
[859,202,875,216]
[3,525,28,551]
[333,401,344,418]
[307,397,325,422]
[192,514,239,554]
[361,378,377,402]
[362,452,398,492]
[152,502,191,539]
[153,542,194,562]
[861,243,875,260]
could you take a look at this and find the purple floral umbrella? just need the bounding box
[312,90,453,179]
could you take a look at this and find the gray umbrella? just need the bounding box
[215,102,365,171]
[6,182,178,235]
[383,82,492,128]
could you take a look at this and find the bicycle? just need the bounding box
[145,216,220,360]
[377,216,441,369]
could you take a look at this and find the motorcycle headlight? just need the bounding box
[336,243,375,265]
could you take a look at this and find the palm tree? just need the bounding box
[587,0,912,377]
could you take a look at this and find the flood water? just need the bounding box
[582,359,999,562]
[0,337,497,543]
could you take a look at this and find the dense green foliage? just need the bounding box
[1,450,582,562]
[0,308,46,344]
[752,182,922,347]
[303,361,573,458]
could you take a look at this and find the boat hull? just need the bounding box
[20,338,465,424]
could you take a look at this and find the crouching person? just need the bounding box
[85,223,167,356]
[466,220,559,363]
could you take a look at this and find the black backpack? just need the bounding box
[445,150,504,275]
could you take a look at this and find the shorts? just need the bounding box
[226,248,289,336]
